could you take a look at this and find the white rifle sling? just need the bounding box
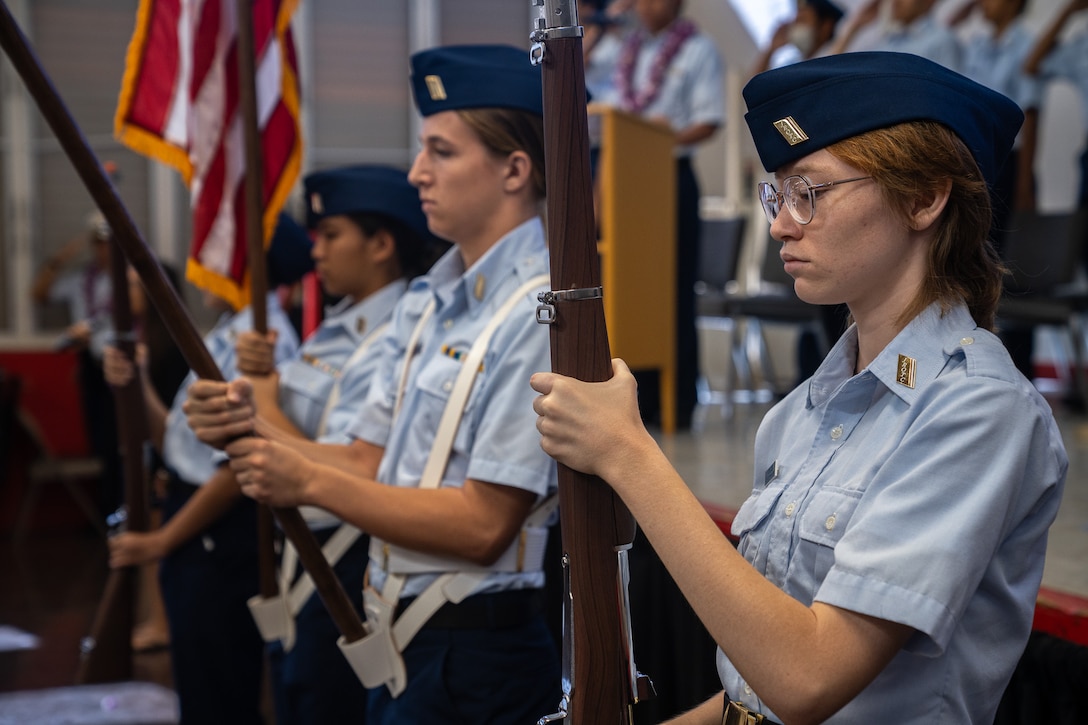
[339,573,407,695]
[350,273,550,697]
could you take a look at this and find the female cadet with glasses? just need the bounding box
[530,52,1066,724]
[184,45,559,724]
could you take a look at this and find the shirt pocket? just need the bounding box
[279,362,338,438]
[796,487,862,583]
[411,353,480,454]
[731,486,784,564]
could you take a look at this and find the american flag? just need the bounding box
[114,0,302,310]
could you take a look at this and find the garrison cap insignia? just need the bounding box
[896,354,917,389]
[773,117,809,146]
[310,192,323,215]
[424,75,447,101]
[474,273,486,302]
[356,317,367,335]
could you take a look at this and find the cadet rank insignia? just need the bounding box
[424,75,447,101]
[896,354,917,388]
[773,116,809,146]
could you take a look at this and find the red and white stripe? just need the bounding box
[115,0,302,310]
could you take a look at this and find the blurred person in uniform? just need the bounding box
[104,214,309,725]
[531,52,1065,723]
[119,260,190,652]
[1025,0,1088,210]
[833,0,963,71]
[749,0,846,75]
[580,0,636,100]
[229,166,447,725]
[953,0,1043,380]
[31,209,120,516]
[601,0,724,430]
[185,44,561,724]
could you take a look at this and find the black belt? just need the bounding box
[395,588,543,631]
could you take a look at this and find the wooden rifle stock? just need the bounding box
[0,0,366,644]
[533,2,642,722]
[75,238,149,684]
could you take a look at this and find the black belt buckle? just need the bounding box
[723,700,765,725]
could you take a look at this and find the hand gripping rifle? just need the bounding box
[0,0,367,647]
[530,2,653,722]
[74,234,149,684]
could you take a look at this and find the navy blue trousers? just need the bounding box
[268,529,370,725]
[365,613,560,724]
[159,480,265,725]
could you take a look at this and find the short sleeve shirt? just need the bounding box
[961,18,1043,115]
[717,303,1066,723]
[350,218,556,598]
[164,294,300,485]
[601,23,725,157]
[874,15,963,73]
[49,265,112,358]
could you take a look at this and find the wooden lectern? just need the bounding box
[589,103,677,433]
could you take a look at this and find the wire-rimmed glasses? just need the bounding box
[758,175,872,225]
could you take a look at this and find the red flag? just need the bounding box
[114,0,302,310]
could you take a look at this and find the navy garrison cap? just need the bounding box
[266,213,313,287]
[410,44,543,117]
[743,52,1023,188]
[303,165,430,241]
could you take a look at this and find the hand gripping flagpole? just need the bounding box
[0,0,367,645]
[530,1,653,722]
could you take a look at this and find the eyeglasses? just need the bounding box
[758,175,872,225]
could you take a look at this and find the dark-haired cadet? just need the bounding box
[186,46,560,724]
[531,52,1066,724]
[231,165,448,725]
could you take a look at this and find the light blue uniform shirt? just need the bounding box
[719,303,1066,723]
[873,15,962,72]
[350,217,556,599]
[50,266,112,359]
[1040,31,1088,122]
[599,23,724,157]
[277,279,406,445]
[961,18,1042,120]
[163,294,299,486]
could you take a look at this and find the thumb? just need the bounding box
[226,377,255,403]
[611,358,633,380]
[529,371,556,395]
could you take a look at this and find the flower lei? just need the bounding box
[614,18,697,114]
